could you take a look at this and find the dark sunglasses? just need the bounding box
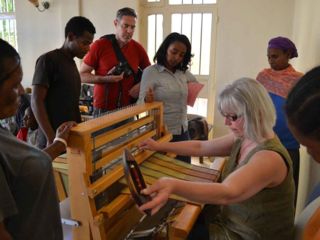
[222,113,242,122]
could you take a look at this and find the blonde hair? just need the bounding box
[218,78,276,142]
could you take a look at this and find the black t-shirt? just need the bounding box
[32,49,81,145]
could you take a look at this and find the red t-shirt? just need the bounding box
[16,127,28,142]
[83,38,150,110]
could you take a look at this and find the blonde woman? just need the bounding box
[139,78,295,240]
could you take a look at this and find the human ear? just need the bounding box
[114,19,118,28]
[67,32,76,41]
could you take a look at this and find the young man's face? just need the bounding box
[0,57,24,119]
[114,15,136,46]
[70,31,94,59]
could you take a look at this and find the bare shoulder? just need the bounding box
[248,150,288,187]
[251,150,286,165]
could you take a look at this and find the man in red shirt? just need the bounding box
[80,7,150,115]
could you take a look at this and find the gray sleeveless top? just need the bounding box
[209,137,295,240]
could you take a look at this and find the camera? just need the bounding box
[112,61,133,76]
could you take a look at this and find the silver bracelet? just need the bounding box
[53,137,67,148]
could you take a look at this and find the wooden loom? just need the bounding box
[66,102,223,240]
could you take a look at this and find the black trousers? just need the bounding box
[171,129,191,164]
[287,148,300,206]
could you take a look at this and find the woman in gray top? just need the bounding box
[138,32,197,163]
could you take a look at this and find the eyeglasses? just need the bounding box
[222,113,242,122]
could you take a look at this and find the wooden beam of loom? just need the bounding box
[65,102,225,240]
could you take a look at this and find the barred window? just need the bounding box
[169,0,216,4]
[171,12,212,75]
[0,0,18,49]
[141,0,217,118]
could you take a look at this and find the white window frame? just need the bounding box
[0,0,18,49]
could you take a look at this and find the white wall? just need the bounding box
[81,0,138,39]
[15,0,138,87]
[292,0,320,72]
[213,0,294,137]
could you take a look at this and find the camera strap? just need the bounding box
[101,34,128,65]
[101,34,142,83]
[100,34,141,107]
